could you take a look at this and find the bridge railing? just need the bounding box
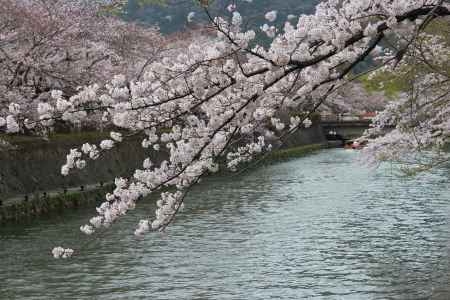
[320,114,374,122]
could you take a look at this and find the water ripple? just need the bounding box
[1,149,450,299]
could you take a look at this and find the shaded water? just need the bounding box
[1,149,450,299]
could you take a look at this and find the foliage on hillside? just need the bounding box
[359,72,409,99]
[359,18,450,98]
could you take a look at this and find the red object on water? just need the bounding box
[352,142,362,149]
[359,112,376,120]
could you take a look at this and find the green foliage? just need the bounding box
[359,19,450,98]
[359,71,410,99]
[423,18,450,38]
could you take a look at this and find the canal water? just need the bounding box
[1,149,450,299]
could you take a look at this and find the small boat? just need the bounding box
[344,139,367,150]
[352,141,362,150]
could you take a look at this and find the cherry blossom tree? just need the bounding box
[361,16,450,171]
[2,0,449,257]
[0,0,164,134]
[313,82,388,116]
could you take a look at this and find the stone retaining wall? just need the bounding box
[0,125,326,223]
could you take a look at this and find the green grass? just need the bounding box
[0,131,111,147]
[0,129,176,147]
[359,72,409,99]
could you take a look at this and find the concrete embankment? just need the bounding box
[0,132,149,199]
[0,124,327,223]
[0,185,113,223]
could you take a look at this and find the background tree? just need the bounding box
[0,0,164,134]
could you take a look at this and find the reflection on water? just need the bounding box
[1,149,450,299]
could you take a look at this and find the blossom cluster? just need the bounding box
[47,0,450,254]
[0,0,164,136]
[361,28,450,169]
[51,247,74,259]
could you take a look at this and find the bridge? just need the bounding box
[321,120,372,144]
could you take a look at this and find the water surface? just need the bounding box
[1,149,450,299]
